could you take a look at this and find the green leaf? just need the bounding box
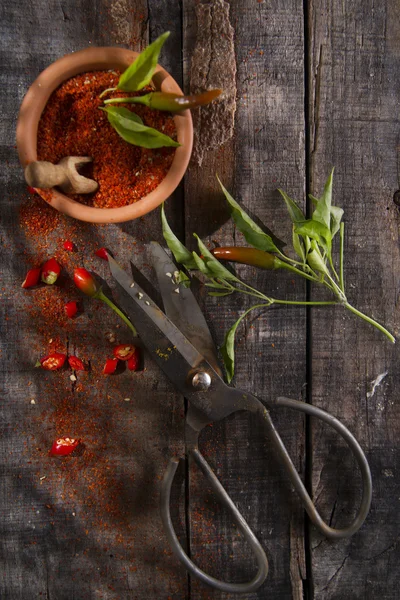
[311,169,334,230]
[102,106,180,148]
[176,270,191,288]
[192,251,210,275]
[306,245,329,275]
[292,227,305,261]
[220,305,261,383]
[208,291,233,297]
[117,31,170,92]
[330,205,344,237]
[295,219,332,255]
[161,204,197,269]
[205,281,230,290]
[217,176,282,253]
[194,234,239,282]
[309,192,343,238]
[278,189,305,223]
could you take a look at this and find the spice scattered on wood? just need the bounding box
[36,71,177,208]
[19,195,60,239]
[17,181,148,559]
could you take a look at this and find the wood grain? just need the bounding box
[307,1,400,598]
[183,1,307,598]
[1,1,187,599]
[2,0,399,598]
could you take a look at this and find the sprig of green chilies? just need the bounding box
[100,32,221,149]
[161,171,395,382]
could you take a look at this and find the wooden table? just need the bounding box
[2,1,399,598]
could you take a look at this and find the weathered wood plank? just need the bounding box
[4,0,399,597]
[308,0,400,598]
[1,1,188,598]
[183,1,307,598]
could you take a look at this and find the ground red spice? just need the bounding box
[37,71,177,208]
[19,195,60,238]
[16,169,186,580]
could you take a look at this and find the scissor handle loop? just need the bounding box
[269,397,372,538]
[160,451,269,593]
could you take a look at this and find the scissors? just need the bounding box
[107,242,372,594]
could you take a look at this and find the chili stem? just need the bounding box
[277,260,320,282]
[339,222,345,292]
[276,249,307,269]
[271,299,338,306]
[328,254,340,283]
[325,271,347,301]
[99,87,117,99]
[97,291,137,336]
[235,285,273,302]
[104,96,139,104]
[344,303,395,343]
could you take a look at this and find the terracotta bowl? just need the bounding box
[16,47,193,224]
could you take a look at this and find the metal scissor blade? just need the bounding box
[108,254,208,398]
[148,242,222,376]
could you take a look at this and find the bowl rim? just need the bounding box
[16,46,193,224]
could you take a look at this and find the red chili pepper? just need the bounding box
[106,89,223,112]
[21,267,41,289]
[40,353,67,370]
[127,351,140,371]
[50,437,81,456]
[41,258,61,285]
[74,268,100,297]
[27,186,36,194]
[212,247,280,269]
[95,247,109,261]
[64,301,78,318]
[113,344,137,361]
[68,356,85,371]
[63,240,74,251]
[103,358,119,374]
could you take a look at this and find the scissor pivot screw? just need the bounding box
[191,371,211,391]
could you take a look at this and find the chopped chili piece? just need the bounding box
[50,437,81,456]
[63,240,74,251]
[68,356,85,371]
[41,258,61,285]
[95,247,109,261]
[21,267,41,289]
[113,344,136,361]
[127,352,140,371]
[27,186,36,194]
[64,301,79,318]
[40,352,67,370]
[103,358,119,374]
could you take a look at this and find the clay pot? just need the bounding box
[16,47,193,224]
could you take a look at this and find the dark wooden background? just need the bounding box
[1,0,399,598]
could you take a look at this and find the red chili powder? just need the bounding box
[19,195,61,239]
[36,71,177,209]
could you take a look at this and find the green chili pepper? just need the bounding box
[212,247,280,269]
[104,89,222,112]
